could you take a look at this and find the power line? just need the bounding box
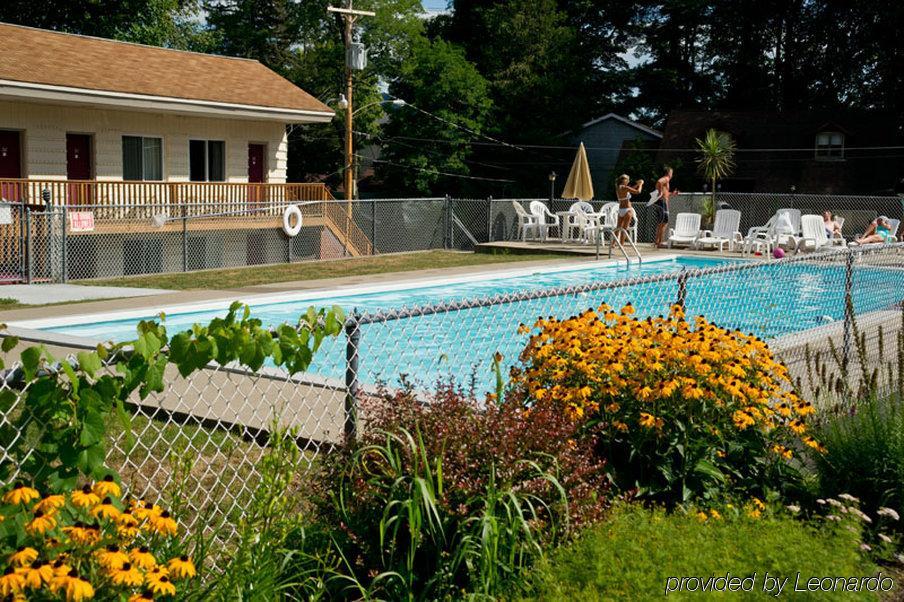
[360,155,516,183]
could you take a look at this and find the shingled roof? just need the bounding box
[0,22,332,120]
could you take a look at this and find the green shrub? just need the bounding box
[520,504,880,601]
[813,393,904,536]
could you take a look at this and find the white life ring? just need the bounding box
[282,205,303,237]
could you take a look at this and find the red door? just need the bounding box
[0,130,22,201]
[248,143,266,204]
[66,134,93,205]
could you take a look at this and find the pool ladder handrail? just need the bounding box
[595,226,642,264]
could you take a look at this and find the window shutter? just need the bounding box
[208,141,225,182]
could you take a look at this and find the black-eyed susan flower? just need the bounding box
[150,510,177,536]
[8,547,38,567]
[95,545,129,571]
[0,567,26,596]
[146,575,176,597]
[34,493,66,514]
[128,592,155,602]
[50,569,94,601]
[26,510,57,535]
[132,500,161,521]
[2,483,39,506]
[129,546,156,570]
[167,555,196,579]
[62,521,93,545]
[71,485,100,509]
[108,562,143,587]
[51,558,72,578]
[21,560,54,589]
[91,497,120,520]
[145,565,169,586]
[116,511,140,539]
[92,475,122,498]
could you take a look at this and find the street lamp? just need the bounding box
[548,171,557,204]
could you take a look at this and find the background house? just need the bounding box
[567,113,661,196]
[656,110,904,195]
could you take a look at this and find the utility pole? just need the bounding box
[327,1,374,254]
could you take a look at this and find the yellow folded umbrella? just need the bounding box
[561,142,594,201]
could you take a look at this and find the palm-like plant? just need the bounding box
[696,129,737,225]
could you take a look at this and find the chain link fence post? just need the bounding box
[371,198,377,255]
[486,197,493,243]
[61,204,68,283]
[842,247,855,369]
[24,206,32,285]
[443,195,450,250]
[344,310,361,441]
[181,202,188,273]
[675,268,688,311]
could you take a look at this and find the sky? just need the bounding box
[421,0,448,16]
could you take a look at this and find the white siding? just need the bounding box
[0,99,287,182]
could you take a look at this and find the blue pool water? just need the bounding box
[40,257,903,391]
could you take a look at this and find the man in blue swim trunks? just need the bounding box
[653,166,679,248]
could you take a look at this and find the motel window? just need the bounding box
[122,136,163,180]
[189,140,225,182]
[815,131,844,159]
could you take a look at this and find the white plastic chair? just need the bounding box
[667,213,701,248]
[694,209,742,252]
[794,214,842,253]
[561,201,594,241]
[529,200,560,241]
[512,201,539,241]
[743,208,801,253]
[583,202,618,244]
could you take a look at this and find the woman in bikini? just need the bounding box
[615,174,643,245]
[855,216,895,244]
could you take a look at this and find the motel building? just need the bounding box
[0,22,369,282]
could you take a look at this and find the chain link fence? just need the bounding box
[2,193,901,282]
[2,243,902,543]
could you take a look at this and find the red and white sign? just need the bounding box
[69,211,95,232]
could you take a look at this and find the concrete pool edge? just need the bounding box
[10,254,692,331]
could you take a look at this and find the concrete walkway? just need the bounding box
[0,283,172,305]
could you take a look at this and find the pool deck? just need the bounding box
[0,246,745,324]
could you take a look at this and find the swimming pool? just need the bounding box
[21,255,904,391]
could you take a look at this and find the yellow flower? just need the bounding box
[21,560,55,589]
[34,494,66,514]
[8,547,38,567]
[2,484,39,506]
[621,303,635,316]
[0,567,26,596]
[26,510,57,535]
[92,475,122,499]
[167,555,196,579]
[91,497,120,520]
[128,593,155,602]
[147,575,176,597]
[130,546,157,570]
[639,412,656,428]
[696,511,709,522]
[709,509,721,520]
[145,565,169,584]
[108,562,144,587]
[116,511,141,539]
[51,570,94,602]
[71,485,100,509]
[63,522,101,545]
[96,545,130,571]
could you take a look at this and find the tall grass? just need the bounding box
[814,392,904,532]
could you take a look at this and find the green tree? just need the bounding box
[378,37,492,195]
[0,0,210,50]
[695,128,736,224]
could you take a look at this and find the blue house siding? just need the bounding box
[568,116,660,199]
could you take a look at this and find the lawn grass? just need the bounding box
[82,250,573,290]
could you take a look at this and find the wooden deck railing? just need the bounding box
[0,179,373,256]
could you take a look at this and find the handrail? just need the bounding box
[594,226,641,264]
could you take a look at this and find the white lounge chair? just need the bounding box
[852,218,900,245]
[667,213,701,248]
[512,201,539,241]
[694,209,742,252]
[743,208,801,254]
[794,214,843,253]
[561,201,594,241]
[529,200,560,241]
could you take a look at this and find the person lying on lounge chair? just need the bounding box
[823,211,841,238]
[855,216,894,244]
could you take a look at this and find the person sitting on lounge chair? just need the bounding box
[855,216,894,244]
[823,211,841,238]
